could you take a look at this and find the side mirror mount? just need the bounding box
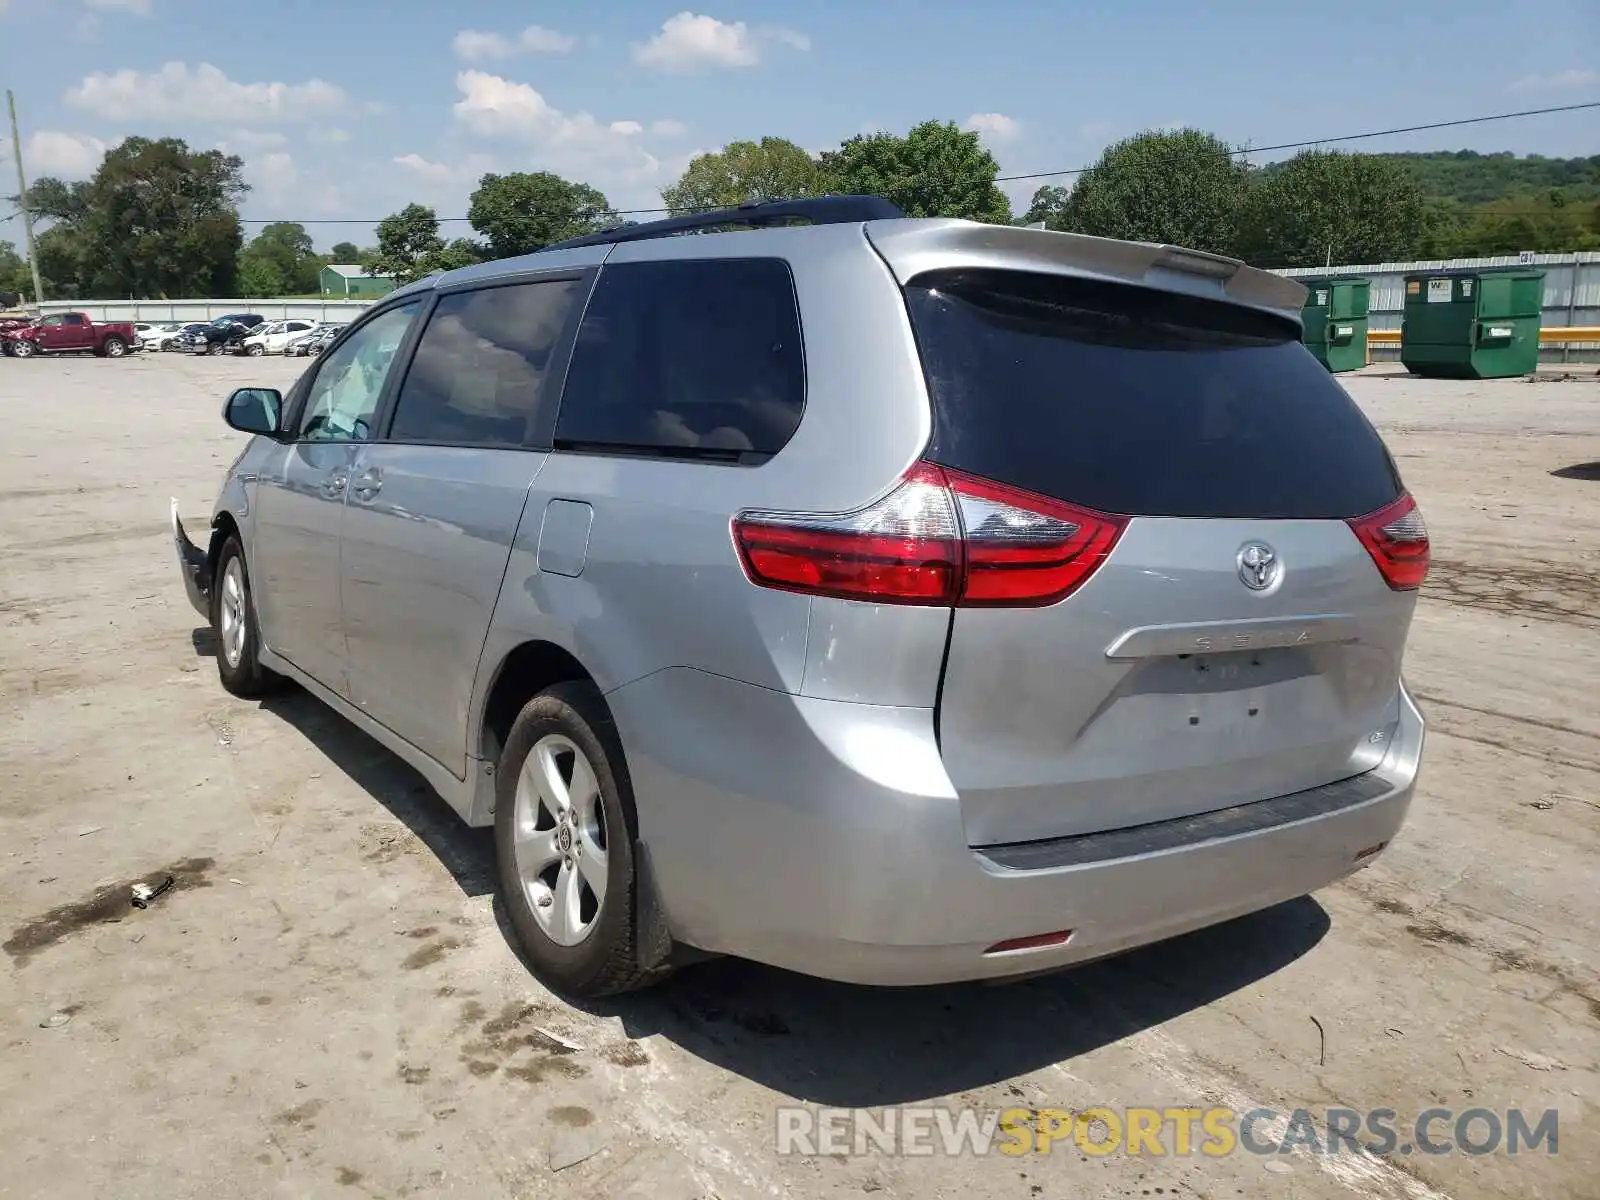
[223,387,284,437]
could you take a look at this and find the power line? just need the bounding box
[230,99,1600,225]
[996,99,1600,183]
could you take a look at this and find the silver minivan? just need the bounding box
[173,196,1428,997]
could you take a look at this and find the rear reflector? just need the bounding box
[1347,493,1430,590]
[733,462,1126,607]
[984,929,1075,956]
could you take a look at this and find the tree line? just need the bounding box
[4,126,1597,302]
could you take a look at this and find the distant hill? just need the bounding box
[1367,151,1600,205]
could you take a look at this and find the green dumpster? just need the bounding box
[1299,276,1370,373]
[1400,267,1544,379]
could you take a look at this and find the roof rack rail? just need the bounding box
[541,194,905,253]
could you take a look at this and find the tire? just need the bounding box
[11,339,36,359]
[208,342,226,356]
[211,535,280,698]
[494,682,669,997]
[247,343,265,356]
[102,336,127,358]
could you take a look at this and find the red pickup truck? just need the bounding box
[2,312,139,359]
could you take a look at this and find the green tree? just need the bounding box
[370,203,446,284]
[661,138,822,215]
[27,137,247,297]
[819,121,1012,223]
[1060,128,1246,255]
[467,171,612,259]
[25,177,91,224]
[1023,185,1072,229]
[434,238,487,273]
[1236,151,1428,268]
[329,241,362,262]
[1451,189,1600,255]
[238,222,320,297]
[0,241,30,298]
[33,227,86,300]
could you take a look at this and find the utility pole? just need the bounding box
[7,89,46,307]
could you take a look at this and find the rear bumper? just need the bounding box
[171,500,211,618]
[609,668,1423,986]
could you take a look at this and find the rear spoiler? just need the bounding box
[865,220,1307,322]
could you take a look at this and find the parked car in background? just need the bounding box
[3,312,139,358]
[140,322,189,351]
[149,324,206,352]
[133,322,157,342]
[237,319,318,356]
[181,314,266,356]
[171,196,1429,998]
[287,324,344,357]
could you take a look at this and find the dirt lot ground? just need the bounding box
[1,352,1596,1200]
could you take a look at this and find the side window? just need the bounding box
[555,258,805,460]
[63,314,85,326]
[296,302,421,443]
[40,315,63,327]
[386,278,585,448]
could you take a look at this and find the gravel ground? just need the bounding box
[1,352,1596,1200]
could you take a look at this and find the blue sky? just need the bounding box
[2,0,1597,250]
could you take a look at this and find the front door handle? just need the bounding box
[351,467,382,502]
[320,471,349,498]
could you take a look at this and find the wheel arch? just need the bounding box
[477,639,645,834]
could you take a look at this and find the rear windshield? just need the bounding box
[904,269,1402,520]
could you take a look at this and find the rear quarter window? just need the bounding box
[554,258,805,463]
[905,269,1402,520]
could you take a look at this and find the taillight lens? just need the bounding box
[1348,493,1429,590]
[732,462,1126,607]
[943,467,1127,606]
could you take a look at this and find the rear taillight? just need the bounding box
[732,462,1126,607]
[1348,493,1429,590]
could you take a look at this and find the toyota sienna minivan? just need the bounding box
[174,196,1427,997]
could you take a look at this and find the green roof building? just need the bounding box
[319,263,396,299]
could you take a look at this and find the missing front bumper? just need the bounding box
[170,499,211,618]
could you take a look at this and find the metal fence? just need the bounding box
[34,298,374,324]
[1278,251,1600,360]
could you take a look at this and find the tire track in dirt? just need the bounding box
[1423,559,1600,630]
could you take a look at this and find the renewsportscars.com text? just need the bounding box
[774,1105,1559,1159]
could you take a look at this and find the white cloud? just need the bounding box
[632,12,809,73]
[84,0,151,10]
[453,24,577,61]
[3,131,116,178]
[310,127,352,145]
[964,113,1021,145]
[651,119,688,137]
[451,70,673,206]
[65,62,350,123]
[1509,68,1600,93]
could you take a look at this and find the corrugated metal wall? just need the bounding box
[35,299,375,323]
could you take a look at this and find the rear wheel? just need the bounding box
[102,336,127,358]
[494,682,669,997]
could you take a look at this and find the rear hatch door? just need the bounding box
[902,267,1419,847]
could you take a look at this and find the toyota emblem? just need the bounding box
[1237,542,1281,591]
